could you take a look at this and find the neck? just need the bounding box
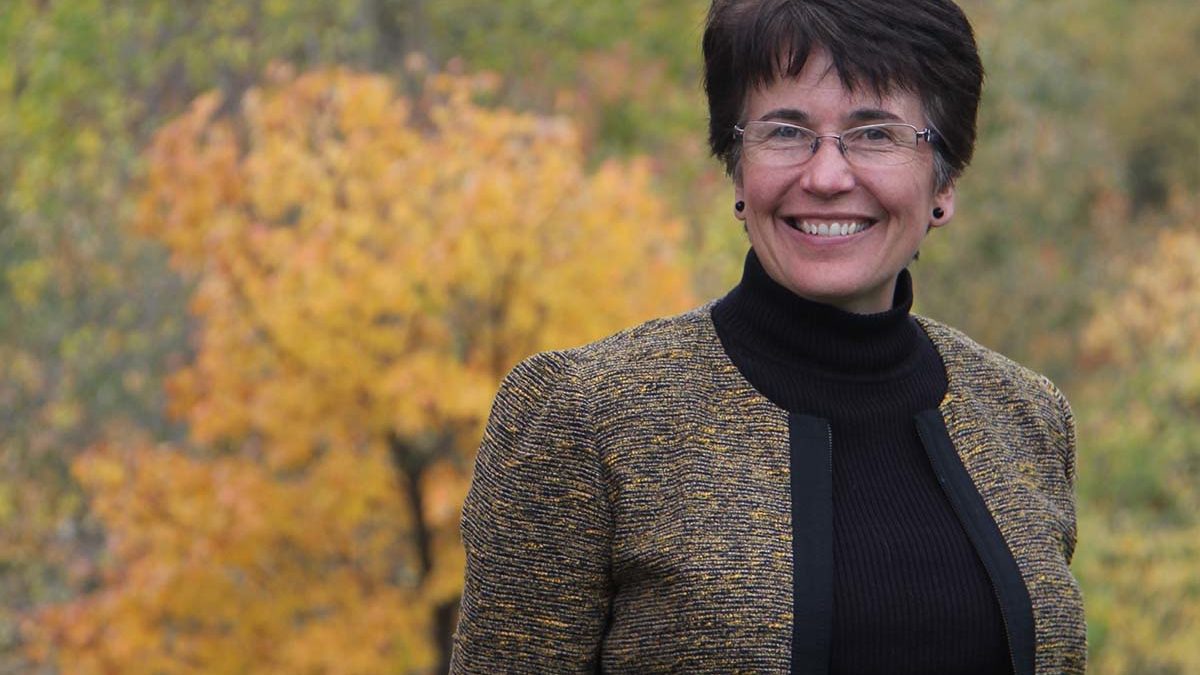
[711,249,920,379]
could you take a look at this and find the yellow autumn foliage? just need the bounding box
[30,66,693,673]
[139,66,691,469]
[1075,203,1200,673]
[1082,213,1200,376]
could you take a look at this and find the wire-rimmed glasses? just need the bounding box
[733,121,936,168]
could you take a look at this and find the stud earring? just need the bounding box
[932,207,945,219]
[735,201,745,213]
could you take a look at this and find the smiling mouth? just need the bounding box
[783,217,875,237]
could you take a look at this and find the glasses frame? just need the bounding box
[732,121,936,168]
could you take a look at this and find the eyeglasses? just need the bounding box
[733,121,936,168]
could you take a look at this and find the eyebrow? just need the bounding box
[847,108,905,124]
[757,108,811,125]
[756,107,906,125]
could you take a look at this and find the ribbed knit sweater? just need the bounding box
[711,250,1011,674]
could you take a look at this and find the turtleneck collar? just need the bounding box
[711,248,921,379]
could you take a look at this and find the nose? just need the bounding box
[797,138,856,197]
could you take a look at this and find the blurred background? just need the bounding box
[1,0,1197,672]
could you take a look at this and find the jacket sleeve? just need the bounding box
[450,351,612,673]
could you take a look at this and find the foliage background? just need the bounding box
[1,0,1197,672]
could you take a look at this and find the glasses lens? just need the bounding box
[841,124,920,166]
[742,122,816,166]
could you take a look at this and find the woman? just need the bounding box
[451,1,1086,673]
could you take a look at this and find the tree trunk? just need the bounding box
[387,431,433,581]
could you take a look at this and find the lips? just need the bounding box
[783,217,876,237]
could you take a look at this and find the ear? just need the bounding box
[931,181,956,228]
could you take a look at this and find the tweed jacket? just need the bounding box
[450,304,1086,673]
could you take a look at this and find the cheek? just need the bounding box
[871,175,935,218]
[741,167,790,206]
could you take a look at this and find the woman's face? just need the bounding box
[735,48,955,314]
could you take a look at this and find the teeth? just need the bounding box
[795,220,871,237]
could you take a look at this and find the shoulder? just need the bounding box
[567,303,717,364]
[506,303,719,388]
[493,303,722,426]
[916,315,1075,456]
[916,315,1069,405]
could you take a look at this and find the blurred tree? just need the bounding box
[0,1,399,667]
[28,68,692,673]
[916,0,1199,385]
[0,2,712,669]
[413,0,744,297]
[1074,210,1200,674]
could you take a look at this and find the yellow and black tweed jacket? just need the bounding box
[451,304,1086,673]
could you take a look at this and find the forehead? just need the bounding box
[744,50,925,125]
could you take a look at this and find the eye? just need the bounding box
[855,126,900,144]
[770,124,803,139]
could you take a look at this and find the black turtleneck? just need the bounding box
[711,250,1012,675]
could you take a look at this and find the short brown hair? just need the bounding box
[703,0,984,188]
